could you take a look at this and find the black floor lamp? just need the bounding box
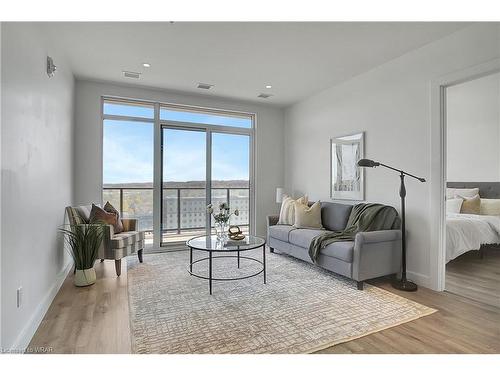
[357,158,426,292]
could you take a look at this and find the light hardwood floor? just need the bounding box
[29,253,500,354]
[445,246,500,308]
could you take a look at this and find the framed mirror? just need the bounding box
[330,132,365,201]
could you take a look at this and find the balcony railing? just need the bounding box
[102,187,250,242]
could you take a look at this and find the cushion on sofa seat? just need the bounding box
[268,225,296,242]
[288,228,327,249]
[111,231,145,248]
[288,228,354,262]
[322,241,354,263]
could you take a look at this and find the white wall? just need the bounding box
[1,23,75,350]
[284,24,500,289]
[447,72,500,181]
[74,79,284,238]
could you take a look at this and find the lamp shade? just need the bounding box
[276,187,285,203]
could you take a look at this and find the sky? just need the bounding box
[103,103,250,184]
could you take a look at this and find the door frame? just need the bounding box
[430,58,500,291]
[159,120,255,249]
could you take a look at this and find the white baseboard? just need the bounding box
[406,270,431,289]
[10,261,73,353]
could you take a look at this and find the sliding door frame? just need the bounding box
[159,120,254,249]
[101,95,256,251]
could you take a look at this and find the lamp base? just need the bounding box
[391,278,418,292]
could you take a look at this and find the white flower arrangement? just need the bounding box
[207,202,239,224]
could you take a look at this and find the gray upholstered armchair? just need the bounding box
[65,204,145,276]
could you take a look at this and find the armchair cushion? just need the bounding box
[111,231,145,248]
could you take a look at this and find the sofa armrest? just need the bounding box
[355,229,401,245]
[266,215,279,244]
[122,218,138,232]
[352,230,402,282]
[267,215,279,227]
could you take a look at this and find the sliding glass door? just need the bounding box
[161,127,207,245]
[211,133,250,235]
[161,128,251,246]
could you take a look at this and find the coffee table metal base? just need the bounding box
[188,245,266,295]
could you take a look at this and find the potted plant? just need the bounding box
[59,224,104,286]
[207,202,239,241]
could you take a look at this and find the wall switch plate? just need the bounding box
[17,287,23,308]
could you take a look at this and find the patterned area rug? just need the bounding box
[127,249,436,354]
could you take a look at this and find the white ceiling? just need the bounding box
[41,22,469,107]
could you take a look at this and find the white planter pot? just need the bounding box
[74,267,96,287]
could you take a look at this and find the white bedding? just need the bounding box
[446,213,500,262]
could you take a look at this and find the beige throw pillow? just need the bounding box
[278,195,308,225]
[480,199,500,216]
[460,194,481,215]
[294,201,323,229]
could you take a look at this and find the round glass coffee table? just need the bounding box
[186,235,267,295]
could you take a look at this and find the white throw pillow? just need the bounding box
[278,195,308,225]
[480,199,500,216]
[446,198,463,214]
[294,201,323,229]
[446,187,479,199]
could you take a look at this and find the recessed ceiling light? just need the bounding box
[265,85,272,89]
[143,63,151,68]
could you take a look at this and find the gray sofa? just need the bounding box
[267,202,402,290]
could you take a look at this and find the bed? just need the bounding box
[446,182,500,263]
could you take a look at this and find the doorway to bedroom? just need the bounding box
[444,72,500,307]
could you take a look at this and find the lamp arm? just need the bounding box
[378,163,426,182]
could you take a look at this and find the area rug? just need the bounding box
[127,249,436,354]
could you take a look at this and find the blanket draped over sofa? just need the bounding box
[308,203,400,262]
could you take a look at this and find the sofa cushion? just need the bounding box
[321,202,353,231]
[322,241,354,263]
[269,225,296,242]
[111,231,145,248]
[294,201,323,229]
[288,228,327,249]
[288,228,354,262]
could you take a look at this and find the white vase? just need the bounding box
[74,267,96,287]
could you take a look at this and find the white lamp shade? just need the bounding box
[276,187,285,203]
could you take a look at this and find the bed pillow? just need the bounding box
[294,201,323,229]
[480,199,500,216]
[446,198,463,214]
[278,195,308,225]
[459,194,481,214]
[446,187,479,199]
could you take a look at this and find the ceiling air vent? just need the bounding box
[257,93,273,99]
[197,83,214,90]
[123,71,141,79]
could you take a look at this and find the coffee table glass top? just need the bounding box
[187,235,265,251]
